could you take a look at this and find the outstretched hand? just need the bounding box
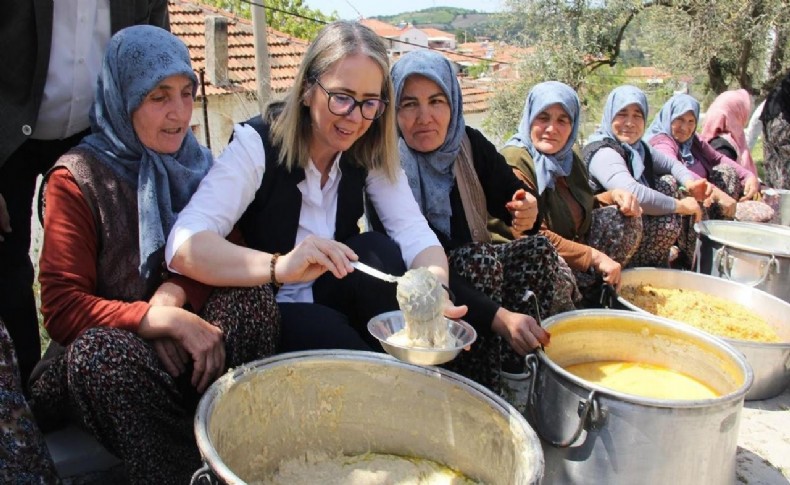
[492,307,550,355]
[506,189,539,234]
[684,179,712,201]
[740,175,759,201]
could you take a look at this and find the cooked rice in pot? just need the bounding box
[620,285,781,343]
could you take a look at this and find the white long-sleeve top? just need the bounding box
[166,123,440,303]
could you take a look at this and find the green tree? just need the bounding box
[201,0,337,40]
[484,0,789,139]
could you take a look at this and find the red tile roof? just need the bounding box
[169,0,308,96]
[169,2,492,113]
[358,18,407,38]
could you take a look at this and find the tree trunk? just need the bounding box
[707,57,728,94]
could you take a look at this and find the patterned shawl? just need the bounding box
[79,25,212,279]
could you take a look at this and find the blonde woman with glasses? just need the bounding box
[165,21,467,352]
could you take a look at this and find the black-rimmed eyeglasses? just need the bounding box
[312,78,387,121]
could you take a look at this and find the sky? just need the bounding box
[302,0,504,20]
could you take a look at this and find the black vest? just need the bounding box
[239,116,369,254]
[582,137,656,192]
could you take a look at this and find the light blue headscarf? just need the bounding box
[587,85,649,181]
[80,25,212,280]
[391,50,465,237]
[504,81,581,194]
[644,93,700,166]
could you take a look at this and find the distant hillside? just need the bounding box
[373,7,500,38]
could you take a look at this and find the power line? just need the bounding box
[235,0,513,66]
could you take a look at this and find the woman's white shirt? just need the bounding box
[166,122,440,303]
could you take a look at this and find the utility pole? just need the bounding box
[252,0,272,115]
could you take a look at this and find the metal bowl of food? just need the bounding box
[367,310,477,366]
[614,267,790,400]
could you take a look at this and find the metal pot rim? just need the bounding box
[618,268,790,350]
[695,220,790,257]
[537,309,754,408]
[194,349,543,484]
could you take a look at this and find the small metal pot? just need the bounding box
[192,350,544,484]
[615,268,790,400]
[527,310,752,485]
[695,220,790,304]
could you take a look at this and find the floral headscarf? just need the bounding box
[80,25,212,279]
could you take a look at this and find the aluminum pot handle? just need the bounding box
[715,246,778,287]
[191,464,219,485]
[525,354,602,448]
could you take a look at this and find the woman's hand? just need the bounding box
[684,179,712,201]
[590,249,622,287]
[740,175,759,201]
[704,188,737,219]
[610,189,642,217]
[675,196,703,222]
[491,307,549,355]
[152,338,189,377]
[139,306,225,392]
[277,235,358,283]
[505,189,539,234]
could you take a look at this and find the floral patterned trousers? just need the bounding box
[0,319,59,484]
[442,235,577,396]
[30,285,280,484]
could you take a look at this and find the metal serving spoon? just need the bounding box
[351,261,456,302]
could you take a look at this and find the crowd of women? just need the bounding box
[2,19,788,483]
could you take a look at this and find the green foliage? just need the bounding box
[483,0,788,141]
[376,7,478,26]
[200,0,337,39]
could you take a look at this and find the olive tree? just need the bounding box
[200,0,337,40]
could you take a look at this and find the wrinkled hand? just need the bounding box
[704,188,737,219]
[610,189,642,217]
[492,307,550,355]
[684,179,712,201]
[506,189,539,234]
[591,249,622,287]
[0,193,11,242]
[152,338,189,377]
[139,306,225,392]
[279,235,357,283]
[740,175,759,201]
[675,196,703,222]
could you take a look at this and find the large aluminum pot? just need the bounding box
[527,310,752,485]
[616,267,790,400]
[192,350,544,484]
[695,220,790,303]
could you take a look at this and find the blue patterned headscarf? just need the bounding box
[505,81,580,194]
[79,25,212,279]
[587,85,649,181]
[391,50,466,237]
[645,93,700,166]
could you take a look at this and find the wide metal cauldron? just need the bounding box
[528,310,752,485]
[192,350,543,484]
[696,220,790,303]
[617,268,790,400]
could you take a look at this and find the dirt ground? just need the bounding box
[737,386,790,484]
